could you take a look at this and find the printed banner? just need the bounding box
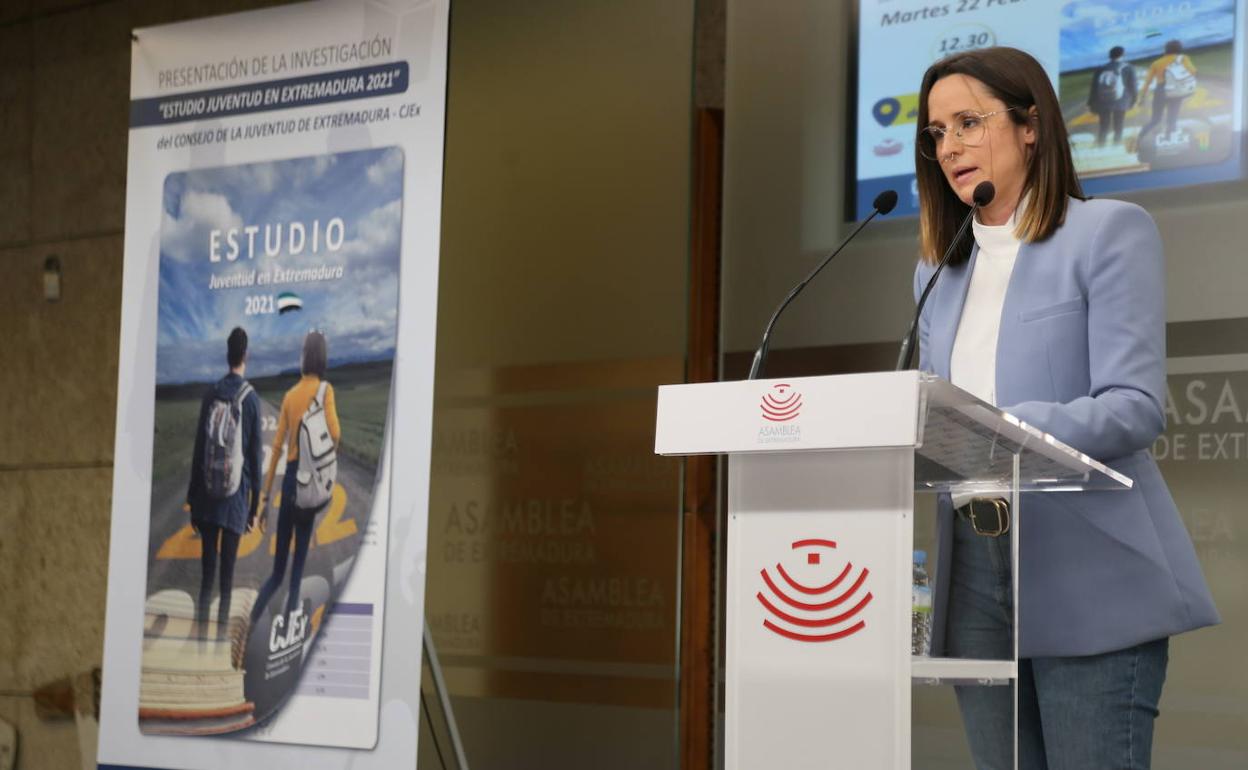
[98,2,448,768]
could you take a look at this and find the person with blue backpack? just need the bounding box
[186,326,263,641]
[1086,46,1137,147]
[250,329,340,629]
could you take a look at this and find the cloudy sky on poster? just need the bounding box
[156,147,403,384]
[1060,0,1237,71]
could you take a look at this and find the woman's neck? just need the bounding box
[977,191,1021,226]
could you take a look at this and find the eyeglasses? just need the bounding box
[918,108,1015,161]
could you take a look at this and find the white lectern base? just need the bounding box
[726,449,913,770]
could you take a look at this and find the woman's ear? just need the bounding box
[1023,105,1039,146]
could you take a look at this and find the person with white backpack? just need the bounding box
[1139,39,1198,144]
[1086,46,1137,147]
[251,330,341,627]
[186,327,262,641]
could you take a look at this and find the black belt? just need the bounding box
[956,497,1011,537]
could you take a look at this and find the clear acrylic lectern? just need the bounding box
[654,371,1131,770]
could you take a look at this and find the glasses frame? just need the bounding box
[919,107,1016,161]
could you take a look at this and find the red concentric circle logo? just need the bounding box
[756,538,873,643]
[760,383,802,422]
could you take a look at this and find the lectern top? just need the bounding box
[914,374,1130,493]
[653,371,1131,493]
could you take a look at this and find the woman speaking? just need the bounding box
[910,47,1218,769]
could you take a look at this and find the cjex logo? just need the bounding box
[760,383,802,422]
[756,539,873,643]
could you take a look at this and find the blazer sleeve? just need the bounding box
[913,261,934,374]
[1004,204,1167,460]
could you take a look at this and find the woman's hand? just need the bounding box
[250,492,270,533]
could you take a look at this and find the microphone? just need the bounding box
[747,189,899,380]
[895,181,995,371]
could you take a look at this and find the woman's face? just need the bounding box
[924,74,1035,221]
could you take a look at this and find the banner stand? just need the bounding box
[423,623,470,770]
[98,3,451,767]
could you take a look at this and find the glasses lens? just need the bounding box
[960,114,988,147]
[917,128,941,161]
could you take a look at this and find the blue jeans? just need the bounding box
[1141,95,1183,139]
[250,457,318,624]
[195,522,240,640]
[945,514,1170,769]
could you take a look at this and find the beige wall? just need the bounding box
[0,2,307,768]
[424,0,695,767]
[436,0,693,371]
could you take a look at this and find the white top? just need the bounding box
[949,209,1023,510]
[949,209,1023,407]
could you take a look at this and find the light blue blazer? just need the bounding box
[914,197,1219,658]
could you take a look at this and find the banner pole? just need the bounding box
[424,620,470,770]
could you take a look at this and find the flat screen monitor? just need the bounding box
[852,0,1248,219]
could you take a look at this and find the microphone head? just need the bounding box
[972,181,996,207]
[872,189,899,215]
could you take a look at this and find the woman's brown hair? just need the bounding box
[915,47,1084,264]
[301,330,328,378]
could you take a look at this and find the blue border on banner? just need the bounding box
[130,62,409,128]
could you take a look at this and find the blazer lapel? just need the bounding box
[931,244,977,380]
[995,239,1037,404]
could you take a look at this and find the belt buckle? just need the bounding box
[968,497,1010,537]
